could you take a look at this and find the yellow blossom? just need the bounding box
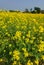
[16,25,19,29]
[21,26,26,30]
[27,60,33,65]
[25,38,29,43]
[24,51,29,57]
[22,48,29,57]
[2,25,6,29]
[26,31,30,38]
[39,26,44,32]
[40,40,44,44]
[12,61,17,65]
[13,50,20,60]
[30,40,33,44]
[38,41,44,52]
[33,26,37,32]
[32,36,36,40]
[15,31,22,39]
[22,48,26,52]
[0,58,3,62]
[33,19,36,22]
[35,59,39,65]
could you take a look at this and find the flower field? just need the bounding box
[0,12,44,65]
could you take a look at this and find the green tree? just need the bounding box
[34,7,41,13]
[24,8,29,13]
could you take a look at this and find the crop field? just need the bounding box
[0,12,44,65]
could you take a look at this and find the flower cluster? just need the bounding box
[0,12,44,65]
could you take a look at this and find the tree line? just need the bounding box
[9,7,44,14]
[23,7,44,14]
[0,7,44,14]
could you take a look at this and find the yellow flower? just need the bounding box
[25,38,29,43]
[2,25,6,29]
[26,31,30,38]
[22,48,26,52]
[32,36,36,40]
[16,31,21,37]
[27,60,33,65]
[13,50,20,60]
[12,61,17,65]
[35,59,39,65]
[18,62,22,65]
[40,40,44,44]
[0,58,3,62]
[30,40,33,44]
[24,51,29,57]
[38,41,44,52]
[33,19,36,22]
[16,25,19,29]
[21,26,26,30]
[15,31,22,39]
[22,48,29,57]
[33,26,37,32]
[39,26,44,32]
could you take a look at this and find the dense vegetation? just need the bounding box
[0,7,44,14]
[0,12,44,65]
